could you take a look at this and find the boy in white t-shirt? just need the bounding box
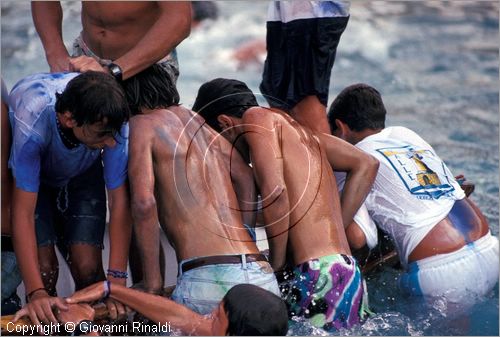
[327,83,498,305]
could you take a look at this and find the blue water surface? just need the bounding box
[1,1,498,335]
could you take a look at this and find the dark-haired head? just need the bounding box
[192,78,258,132]
[222,284,288,336]
[327,83,386,134]
[55,71,130,136]
[121,64,180,115]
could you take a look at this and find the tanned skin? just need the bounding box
[31,1,191,79]
[128,106,259,293]
[12,114,132,325]
[216,107,379,269]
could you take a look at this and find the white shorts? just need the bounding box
[399,232,499,303]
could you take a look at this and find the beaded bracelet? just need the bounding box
[106,269,128,279]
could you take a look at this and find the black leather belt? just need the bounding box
[181,253,268,273]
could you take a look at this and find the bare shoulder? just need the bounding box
[242,107,281,133]
[242,107,273,123]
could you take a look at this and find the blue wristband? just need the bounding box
[107,269,128,279]
[103,280,111,299]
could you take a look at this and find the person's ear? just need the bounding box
[334,119,350,139]
[59,111,77,128]
[217,115,233,131]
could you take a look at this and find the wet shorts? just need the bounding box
[171,255,281,314]
[72,33,179,85]
[399,232,499,304]
[35,159,106,256]
[260,16,349,111]
[283,254,370,331]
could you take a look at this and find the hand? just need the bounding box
[105,276,128,320]
[66,282,107,305]
[13,291,68,325]
[47,51,71,72]
[104,297,127,321]
[56,303,95,324]
[69,56,107,73]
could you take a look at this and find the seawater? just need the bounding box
[1,1,498,335]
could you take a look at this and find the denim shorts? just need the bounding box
[171,255,281,314]
[35,159,106,255]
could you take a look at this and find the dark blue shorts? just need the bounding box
[35,159,106,255]
[260,16,349,111]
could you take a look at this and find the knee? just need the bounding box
[39,250,58,274]
[71,259,102,289]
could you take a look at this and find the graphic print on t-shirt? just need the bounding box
[376,145,456,200]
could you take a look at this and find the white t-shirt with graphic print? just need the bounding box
[354,126,465,267]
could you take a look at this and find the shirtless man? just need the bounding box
[121,68,280,314]
[31,1,191,81]
[328,83,499,304]
[193,78,379,330]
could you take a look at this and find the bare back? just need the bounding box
[129,106,258,262]
[81,2,160,60]
[244,108,351,265]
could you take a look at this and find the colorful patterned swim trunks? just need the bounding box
[283,254,370,331]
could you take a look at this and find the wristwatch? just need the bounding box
[107,63,123,81]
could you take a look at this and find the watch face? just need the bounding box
[108,64,122,80]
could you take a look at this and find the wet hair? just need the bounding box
[192,1,218,22]
[121,64,180,115]
[55,71,130,135]
[192,78,258,132]
[222,284,288,336]
[327,83,386,133]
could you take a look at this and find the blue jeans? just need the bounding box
[172,256,280,314]
[35,159,106,256]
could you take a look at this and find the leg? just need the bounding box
[290,95,331,134]
[68,243,105,290]
[34,183,60,296]
[62,160,107,290]
[37,245,59,296]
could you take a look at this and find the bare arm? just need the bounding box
[31,2,70,72]
[106,183,132,285]
[12,187,43,294]
[230,150,257,228]
[11,186,68,324]
[114,1,191,80]
[128,118,162,293]
[66,282,210,335]
[318,133,379,228]
[244,111,289,270]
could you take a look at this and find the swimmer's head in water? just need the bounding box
[193,78,258,132]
